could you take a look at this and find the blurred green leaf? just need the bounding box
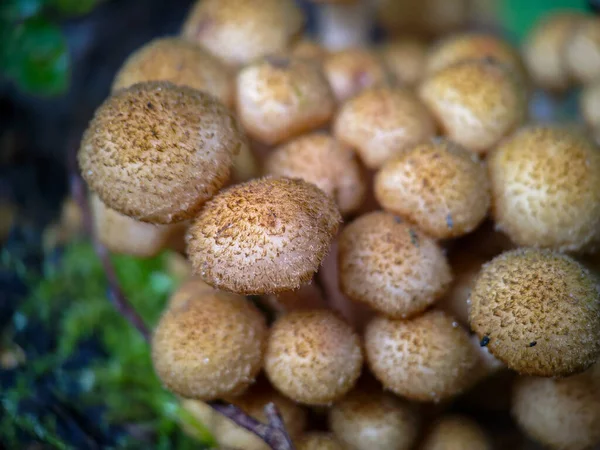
[0,0,44,21]
[50,0,99,16]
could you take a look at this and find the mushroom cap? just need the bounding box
[296,433,345,450]
[167,275,215,310]
[379,38,428,87]
[364,310,478,402]
[488,125,600,252]
[418,60,526,155]
[186,177,341,295]
[291,38,329,63]
[265,132,366,215]
[264,310,363,405]
[339,212,452,319]
[323,49,390,103]
[151,290,267,400]
[90,193,176,257]
[79,81,245,224]
[334,87,435,169]
[181,0,304,67]
[512,366,600,450]
[215,381,308,450]
[421,415,492,450]
[111,37,234,107]
[374,138,490,239]
[469,248,600,377]
[581,80,600,130]
[179,399,217,439]
[425,32,525,81]
[523,11,585,91]
[236,56,335,145]
[328,387,420,450]
[565,17,600,85]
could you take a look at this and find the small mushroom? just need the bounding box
[151,289,267,400]
[264,309,363,405]
[512,364,600,450]
[581,80,600,131]
[418,59,527,155]
[328,386,420,450]
[186,177,341,295]
[79,81,246,224]
[323,49,390,103]
[111,37,234,107]
[421,415,493,450]
[167,275,214,310]
[339,212,452,319]
[469,248,600,377]
[334,87,435,169]
[265,132,367,216]
[488,125,600,252]
[565,17,600,85]
[379,38,428,87]
[374,138,490,239]
[181,0,304,67]
[296,432,345,450]
[364,310,479,402]
[236,55,335,145]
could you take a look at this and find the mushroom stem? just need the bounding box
[316,1,374,50]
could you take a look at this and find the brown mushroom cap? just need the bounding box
[565,17,600,85]
[111,37,234,107]
[264,310,363,405]
[323,49,390,103]
[523,11,585,91]
[328,387,420,450]
[488,126,600,252]
[296,432,345,450]
[236,56,335,145]
[167,275,215,310]
[365,311,478,402]
[421,415,492,450]
[469,248,600,377]
[512,366,600,450]
[379,38,428,87]
[374,139,490,239]
[90,193,178,257]
[338,211,452,319]
[151,290,267,401]
[418,60,526,155]
[581,80,600,130]
[291,38,329,63]
[79,81,245,224]
[334,87,435,169]
[425,33,525,81]
[265,132,366,215]
[187,177,341,295]
[181,0,304,67]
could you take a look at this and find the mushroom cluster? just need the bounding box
[78,1,600,449]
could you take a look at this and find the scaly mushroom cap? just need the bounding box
[470,249,600,377]
[236,56,335,145]
[488,126,600,252]
[339,212,452,319]
[329,388,420,450]
[425,33,525,81]
[374,139,490,239]
[365,311,478,402]
[523,11,585,91]
[581,80,600,130]
[380,38,428,87]
[323,49,390,103]
[151,290,267,400]
[565,17,600,85]
[421,415,492,450]
[334,87,435,169]
[79,81,245,224]
[418,60,526,155]
[296,433,345,450]
[265,132,366,216]
[111,37,234,107]
[512,366,600,450]
[187,177,341,295]
[181,0,303,67]
[264,310,363,405]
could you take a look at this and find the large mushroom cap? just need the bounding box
[187,177,341,295]
[488,126,600,252]
[111,37,234,107]
[181,0,304,67]
[151,289,267,400]
[79,81,245,224]
[469,248,600,377]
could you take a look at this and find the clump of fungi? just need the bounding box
[75,1,600,449]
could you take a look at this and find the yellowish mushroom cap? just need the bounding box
[379,38,428,87]
[421,415,492,450]
[565,17,600,85]
[296,432,345,450]
[581,80,600,130]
